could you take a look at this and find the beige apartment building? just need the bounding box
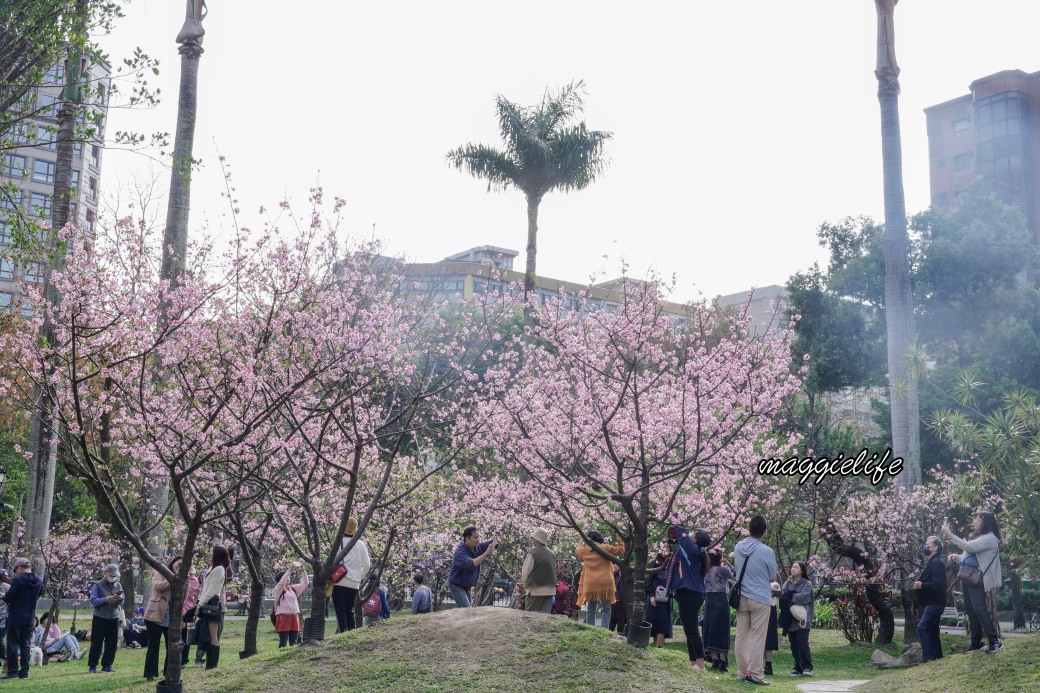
[1,61,111,315]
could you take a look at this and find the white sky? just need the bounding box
[98,1,1040,300]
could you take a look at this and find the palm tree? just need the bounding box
[447,81,610,324]
[874,0,920,491]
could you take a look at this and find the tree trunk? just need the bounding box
[162,41,203,280]
[242,576,265,657]
[523,196,541,328]
[25,0,88,562]
[874,0,921,492]
[1010,569,1025,629]
[164,527,198,688]
[900,584,920,644]
[625,530,649,643]
[304,569,328,644]
[121,545,137,618]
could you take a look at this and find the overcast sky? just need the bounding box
[98,1,1040,300]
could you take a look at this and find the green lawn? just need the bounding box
[7,611,1036,693]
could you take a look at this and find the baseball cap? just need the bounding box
[12,557,30,569]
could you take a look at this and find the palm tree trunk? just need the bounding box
[25,0,89,557]
[874,0,920,491]
[524,196,541,328]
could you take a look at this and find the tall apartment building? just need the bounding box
[0,61,111,315]
[924,69,1040,246]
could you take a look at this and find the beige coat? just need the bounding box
[143,572,171,625]
[575,540,625,605]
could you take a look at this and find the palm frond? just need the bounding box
[445,144,519,192]
[549,125,612,193]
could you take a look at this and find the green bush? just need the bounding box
[995,589,1040,613]
[813,600,836,628]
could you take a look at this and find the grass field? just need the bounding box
[6,610,1036,693]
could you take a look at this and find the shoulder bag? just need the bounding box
[957,551,997,588]
[729,546,758,610]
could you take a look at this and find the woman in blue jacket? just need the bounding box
[667,525,709,671]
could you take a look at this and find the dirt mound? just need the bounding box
[211,607,708,692]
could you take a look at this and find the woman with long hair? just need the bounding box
[703,548,735,671]
[645,548,674,648]
[666,526,709,670]
[943,512,1004,654]
[575,530,625,628]
[193,545,230,669]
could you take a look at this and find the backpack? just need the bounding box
[362,590,382,617]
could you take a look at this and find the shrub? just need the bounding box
[832,583,880,644]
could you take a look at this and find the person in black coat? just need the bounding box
[914,535,948,662]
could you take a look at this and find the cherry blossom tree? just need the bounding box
[475,281,800,639]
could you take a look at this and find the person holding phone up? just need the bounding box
[87,563,125,673]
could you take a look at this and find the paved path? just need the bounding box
[797,682,870,693]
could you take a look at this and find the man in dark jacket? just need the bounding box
[914,535,948,662]
[2,557,44,679]
[446,526,496,607]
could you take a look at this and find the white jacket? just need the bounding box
[335,537,371,589]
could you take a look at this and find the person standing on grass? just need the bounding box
[0,569,9,675]
[332,516,371,633]
[575,530,625,628]
[447,526,497,608]
[646,550,674,648]
[194,544,230,670]
[763,578,781,676]
[781,561,814,677]
[666,525,709,671]
[943,513,1004,654]
[732,515,778,687]
[3,558,43,680]
[143,555,185,681]
[273,564,309,647]
[914,535,947,663]
[522,527,557,614]
[410,574,432,615]
[703,548,734,671]
[87,563,124,674]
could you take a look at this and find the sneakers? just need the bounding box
[802,669,814,676]
[88,667,97,674]
[102,666,116,673]
[74,650,85,660]
[986,641,1004,654]
[789,669,802,676]
[964,643,986,653]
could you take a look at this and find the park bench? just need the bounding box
[940,605,965,629]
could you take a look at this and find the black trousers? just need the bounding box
[143,620,169,678]
[332,585,358,633]
[278,631,299,647]
[962,583,998,647]
[675,589,706,662]
[787,628,812,673]
[5,623,31,677]
[88,616,119,669]
[181,624,191,665]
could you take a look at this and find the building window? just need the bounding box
[85,209,95,235]
[1,155,26,177]
[0,191,22,213]
[43,65,64,84]
[0,223,13,244]
[0,260,12,280]
[88,177,98,202]
[30,192,52,217]
[24,262,45,284]
[71,170,80,187]
[90,145,100,169]
[32,160,56,183]
[954,153,971,172]
[36,125,57,150]
[953,118,969,136]
[37,93,60,117]
[20,304,32,318]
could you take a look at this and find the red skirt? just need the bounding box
[274,613,301,633]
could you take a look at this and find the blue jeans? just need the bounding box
[585,599,610,628]
[45,633,81,656]
[448,582,472,608]
[917,604,943,662]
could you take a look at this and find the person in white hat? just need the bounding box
[522,528,557,614]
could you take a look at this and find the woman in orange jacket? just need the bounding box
[576,531,625,628]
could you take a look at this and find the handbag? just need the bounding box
[199,596,221,618]
[957,551,997,588]
[654,585,668,602]
[729,546,758,610]
[789,603,808,625]
[330,564,347,583]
